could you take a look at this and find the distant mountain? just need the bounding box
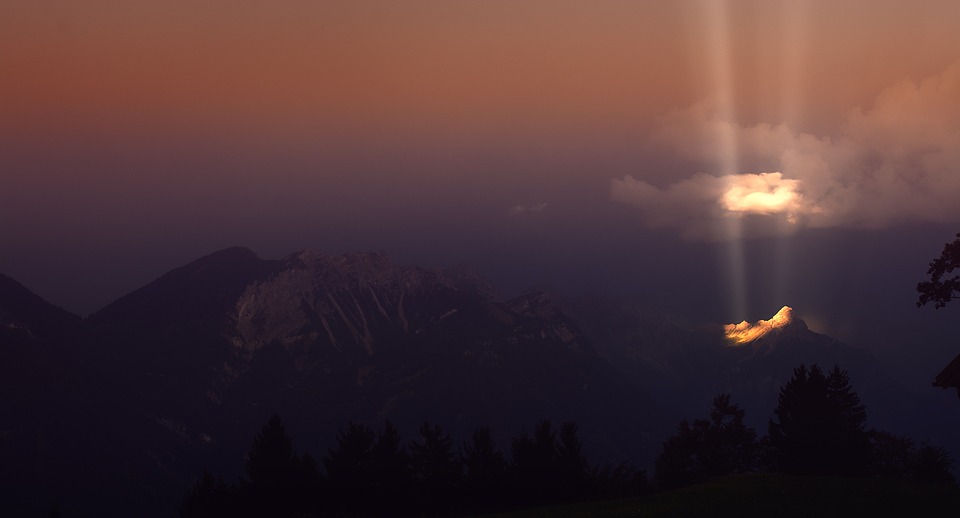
[0,248,943,517]
[0,273,83,345]
[557,298,928,434]
[58,248,668,515]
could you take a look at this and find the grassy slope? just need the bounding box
[481,473,960,518]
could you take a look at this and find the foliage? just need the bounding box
[181,386,953,517]
[654,394,757,489]
[180,470,235,518]
[913,444,956,485]
[917,232,960,308]
[461,426,508,509]
[409,422,460,512]
[239,414,320,517]
[768,364,870,476]
[509,420,593,505]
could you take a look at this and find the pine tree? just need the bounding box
[240,414,320,518]
[461,425,507,509]
[371,421,410,512]
[323,421,376,512]
[180,470,234,518]
[768,364,869,476]
[509,420,558,504]
[555,421,590,499]
[410,422,460,513]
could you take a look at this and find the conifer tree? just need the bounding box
[768,364,869,476]
[409,422,460,513]
[461,425,507,504]
[240,414,319,518]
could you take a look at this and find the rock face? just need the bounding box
[724,306,798,344]
[47,247,665,517]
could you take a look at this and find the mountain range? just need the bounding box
[1,247,954,517]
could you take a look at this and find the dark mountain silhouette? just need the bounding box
[0,273,83,344]
[557,298,937,437]
[0,248,945,516]
[0,248,669,516]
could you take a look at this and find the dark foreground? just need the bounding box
[482,473,960,518]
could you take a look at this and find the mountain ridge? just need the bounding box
[0,246,948,517]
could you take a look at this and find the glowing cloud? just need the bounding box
[613,61,960,240]
[611,172,811,240]
[720,173,805,221]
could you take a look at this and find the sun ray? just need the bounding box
[701,0,747,318]
[778,1,806,127]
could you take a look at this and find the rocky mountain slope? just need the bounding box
[0,247,943,516]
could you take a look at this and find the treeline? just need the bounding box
[182,363,955,517]
[181,419,646,517]
[654,364,955,489]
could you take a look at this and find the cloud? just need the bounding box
[611,172,810,239]
[613,61,960,240]
[509,202,548,216]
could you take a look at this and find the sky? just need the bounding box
[3,0,960,389]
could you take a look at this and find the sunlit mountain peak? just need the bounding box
[724,306,795,344]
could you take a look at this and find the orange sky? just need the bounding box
[2,0,960,324]
[4,0,958,142]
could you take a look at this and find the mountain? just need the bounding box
[1,248,945,517]
[0,273,83,345]
[557,298,934,436]
[49,248,668,515]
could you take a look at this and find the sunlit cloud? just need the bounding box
[613,61,960,240]
[719,173,807,222]
[611,172,810,240]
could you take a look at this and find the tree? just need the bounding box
[370,421,410,510]
[768,364,870,476]
[868,431,955,484]
[917,232,960,308]
[555,422,591,498]
[409,422,460,513]
[460,426,507,510]
[509,420,559,503]
[654,394,757,489]
[240,415,320,518]
[180,470,235,518]
[323,421,376,512]
[918,233,960,397]
[912,444,956,485]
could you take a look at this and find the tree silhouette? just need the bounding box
[509,420,557,503]
[555,422,591,498]
[180,470,235,518]
[239,414,319,517]
[869,431,917,479]
[654,394,757,489]
[507,420,592,504]
[409,422,460,513]
[912,443,956,485]
[323,421,376,513]
[768,364,869,476]
[460,426,507,510]
[917,232,960,308]
[370,421,410,511]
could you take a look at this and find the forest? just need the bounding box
[179,364,954,518]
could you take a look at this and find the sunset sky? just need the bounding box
[3,1,960,387]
